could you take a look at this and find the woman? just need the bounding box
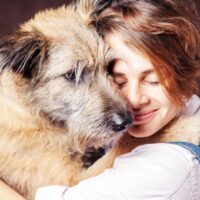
[1,0,200,199]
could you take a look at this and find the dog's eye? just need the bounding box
[107,59,116,76]
[64,70,76,82]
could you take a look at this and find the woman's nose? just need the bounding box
[124,82,149,108]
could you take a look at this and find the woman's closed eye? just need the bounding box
[112,74,127,87]
[144,80,159,85]
[143,73,160,86]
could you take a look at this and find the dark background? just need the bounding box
[0,0,74,37]
[0,0,199,37]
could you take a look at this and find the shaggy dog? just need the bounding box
[0,1,199,200]
[0,1,133,199]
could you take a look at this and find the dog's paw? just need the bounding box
[82,147,105,168]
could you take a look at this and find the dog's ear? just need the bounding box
[0,30,48,79]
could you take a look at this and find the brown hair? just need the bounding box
[94,0,200,107]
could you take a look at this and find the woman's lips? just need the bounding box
[133,109,158,124]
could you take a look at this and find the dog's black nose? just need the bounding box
[111,112,133,132]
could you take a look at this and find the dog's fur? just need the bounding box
[0,1,133,199]
[0,1,199,200]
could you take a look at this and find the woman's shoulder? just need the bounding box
[113,143,200,199]
[115,143,196,172]
[184,94,200,115]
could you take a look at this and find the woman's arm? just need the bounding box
[36,143,199,200]
[0,180,25,200]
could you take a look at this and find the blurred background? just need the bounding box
[0,0,73,37]
[0,0,199,37]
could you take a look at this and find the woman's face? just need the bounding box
[106,33,181,138]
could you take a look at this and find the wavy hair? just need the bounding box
[94,0,200,106]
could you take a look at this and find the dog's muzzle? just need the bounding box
[110,112,133,132]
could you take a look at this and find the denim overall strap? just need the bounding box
[170,142,200,163]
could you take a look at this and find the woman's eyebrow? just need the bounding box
[142,69,154,76]
[112,69,155,76]
[112,72,126,77]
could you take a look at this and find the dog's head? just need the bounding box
[0,0,132,152]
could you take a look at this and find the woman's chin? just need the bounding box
[127,125,156,138]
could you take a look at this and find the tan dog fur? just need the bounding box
[0,1,199,199]
[0,1,132,199]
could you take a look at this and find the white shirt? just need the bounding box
[184,95,200,115]
[35,143,200,200]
